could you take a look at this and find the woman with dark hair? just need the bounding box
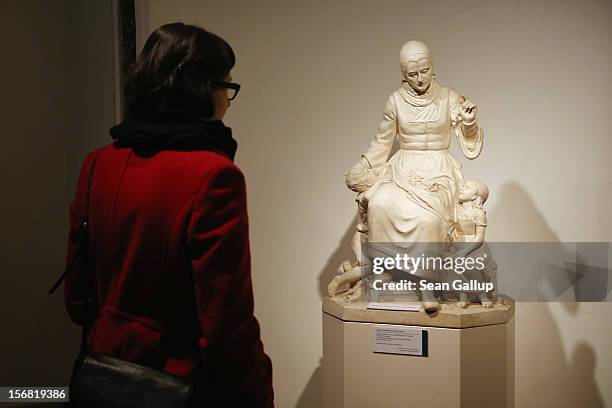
[62,23,273,406]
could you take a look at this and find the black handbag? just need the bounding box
[68,352,196,408]
[49,150,199,408]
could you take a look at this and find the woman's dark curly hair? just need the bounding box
[124,22,235,122]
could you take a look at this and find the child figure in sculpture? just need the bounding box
[327,158,385,301]
[451,180,497,308]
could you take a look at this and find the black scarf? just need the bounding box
[109,119,238,161]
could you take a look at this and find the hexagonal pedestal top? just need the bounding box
[323,297,514,328]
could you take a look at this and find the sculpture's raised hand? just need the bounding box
[459,96,477,123]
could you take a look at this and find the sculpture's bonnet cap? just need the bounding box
[399,40,432,66]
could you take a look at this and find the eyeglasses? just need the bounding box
[210,80,241,101]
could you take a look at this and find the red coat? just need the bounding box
[64,143,273,407]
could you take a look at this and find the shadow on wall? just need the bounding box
[491,182,604,408]
[568,343,605,408]
[296,358,323,408]
[489,181,558,242]
[512,303,604,408]
[295,215,357,408]
[316,215,358,300]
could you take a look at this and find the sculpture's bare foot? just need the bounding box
[456,292,470,309]
[495,293,512,306]
[421,289,439,312]
[343,280,363,302]
[422,301,440,312]
[479,293,493,308]
[327,275,345,297]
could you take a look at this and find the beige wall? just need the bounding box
[141,1,612,407]
[0,0,115,386]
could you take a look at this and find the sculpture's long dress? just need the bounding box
[361,81,483,281]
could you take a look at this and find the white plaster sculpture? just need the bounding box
[328,40,496,312]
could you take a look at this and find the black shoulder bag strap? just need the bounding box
[48,150,103,296]
[49,150,103,355]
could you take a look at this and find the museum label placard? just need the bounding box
[372,325,428,357]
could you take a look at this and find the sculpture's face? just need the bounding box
[402,58,433,95]
[458,182,478,203]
